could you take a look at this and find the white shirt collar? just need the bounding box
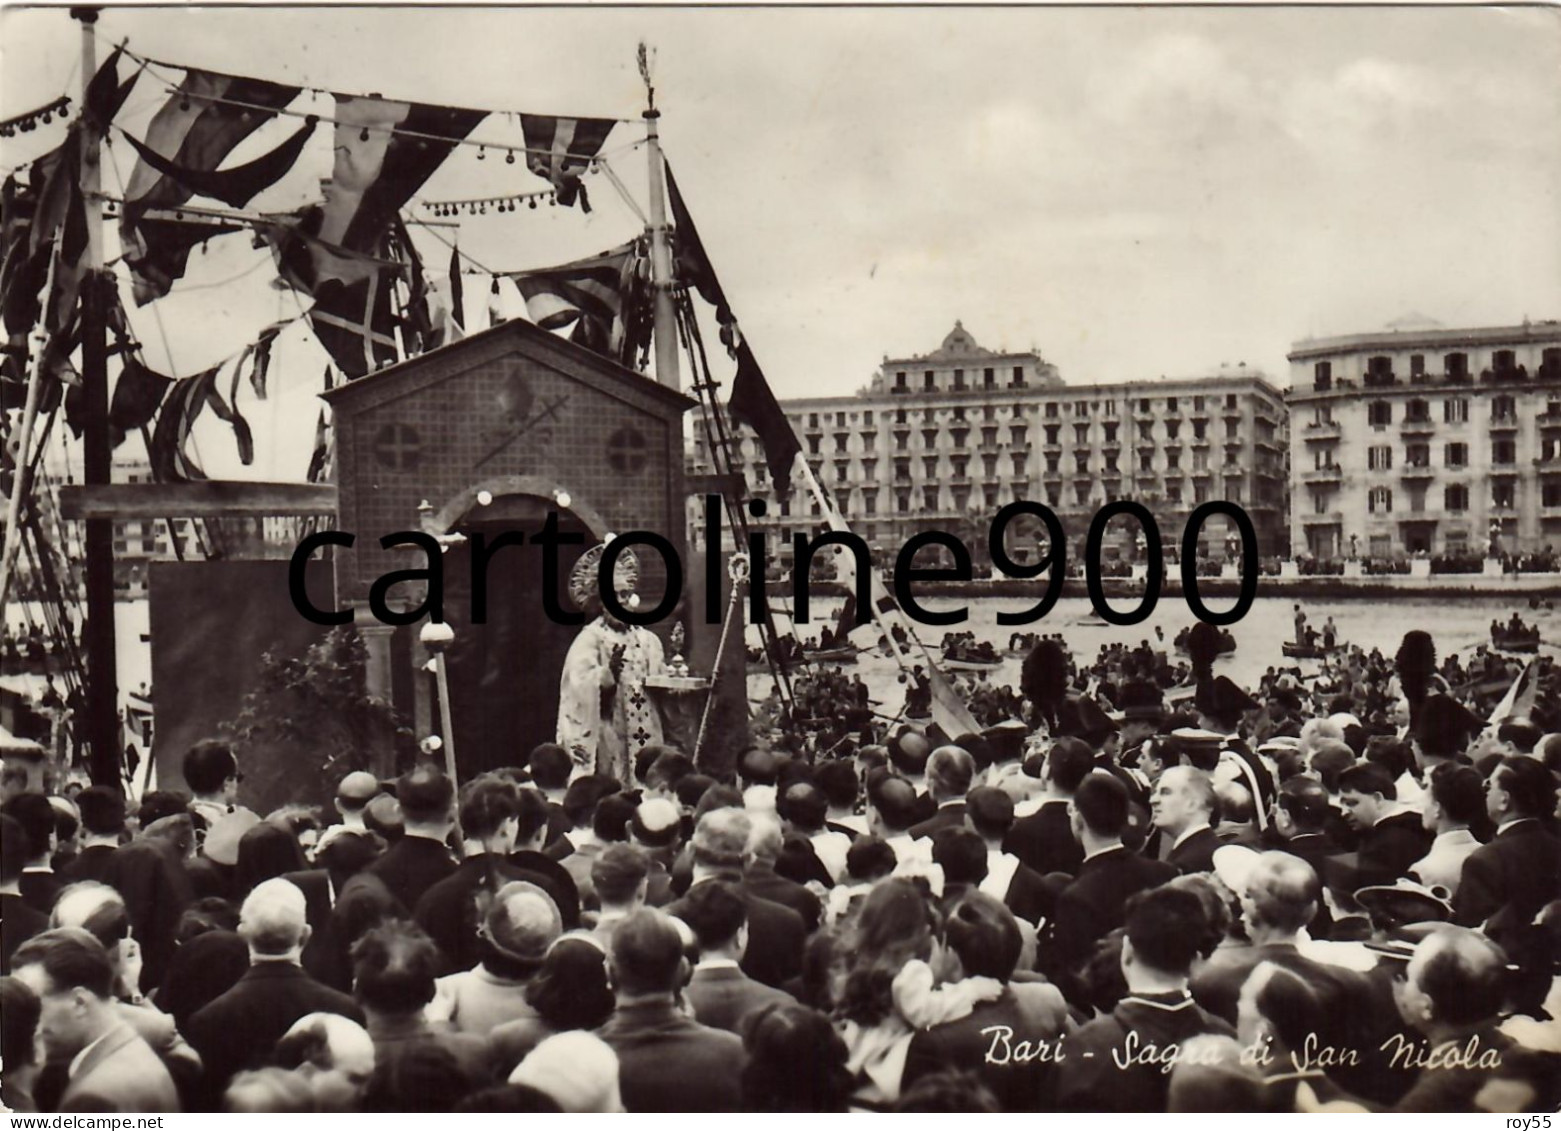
[694,957,741,972]
[1082,843,1124,863]
[1498,817,1537,835]
[1172,822,1211,850]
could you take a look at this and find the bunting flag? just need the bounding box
[81,45,140,130]
[389,217,437,355]
[118,114,316,209]
[448,244,465,331]
[0,174,45,387]
[508,240,651,367]
[321,95,488,253]
[121,68,302,303]
[519,114,615,212]
[728,340,802,498]
[232,319,288,401]
[108,358,173,448]
[261,208,405,378]
[148,364,253,481]
[306,406,332,483]
[488,276,508,328]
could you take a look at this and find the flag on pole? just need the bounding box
[664,159,733,328]
[1486,658,1539,728]
[792,453,983,739]
[728,341,802,498]
[520,114,615,211]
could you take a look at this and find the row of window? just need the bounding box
[1316,348,1561,386]
[892,365,1030,391]
[793,416,1254,456]
[1359,441,1518,470]
[1362,482,1538,514]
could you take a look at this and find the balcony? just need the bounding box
[1304,422,1341,443]
[1302,511,1345,525]
[978,442,1002,453]
[1490,464,1519,478]
[1190,466,1212,478]
[1399,417,1435,436]
[1540,411,1561,432]
[1302,466,1342,484]
[1489,416,1519,434]
[1400,463,1435,481]
[1190,435,1211,448]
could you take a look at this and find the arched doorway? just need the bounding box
[437,491,601,780]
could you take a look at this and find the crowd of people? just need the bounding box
[1,624,1559,1114]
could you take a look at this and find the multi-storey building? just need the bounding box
[1285,319,1561,560]
[691,322,1290,568]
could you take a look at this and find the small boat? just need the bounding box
[803,645,859,664]
[1281,641,1341,659]
[1491,630,1540,654]
[942,654,1005,673]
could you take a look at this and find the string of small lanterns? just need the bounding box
[422,188,558,217]
[1,96,72,138]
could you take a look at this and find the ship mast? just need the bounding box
[72,6,121,789]
[640,44,679,393]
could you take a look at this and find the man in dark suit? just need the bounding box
[351,920,493,1109]
[1191,852,1374,1053]
[1037,771,1177,986]
[1392,926,1561,1112]
[416,779,578,973]
[909,745,975,840]
[59,787,124,885]
[1152,765,1221,874]
[964,787,1051,925]
[598,907,744,1111]
[13,929,180,1113]
[1455,756,1560,935]
[1,813,48,975]
[366,765,457,913]
[670,808,805,990]
[743,814,821,932]
[903,890,1072,1112]
[674,880,795,1033]
[1339,762,1432,888]
[1003,737,1091,877]
[187,878,363,1108]
[3,793,62,914]
[1055,887,1235,1112]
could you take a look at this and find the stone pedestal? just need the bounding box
[1409,559,1431,579]
[1280,560,1300,579]
[1343,561,1363,579]
[1483,558,1504,578]
[1220,563,1240,580]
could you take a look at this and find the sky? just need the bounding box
[3,3,1559,480]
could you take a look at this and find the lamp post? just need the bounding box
[418,620,462,841]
